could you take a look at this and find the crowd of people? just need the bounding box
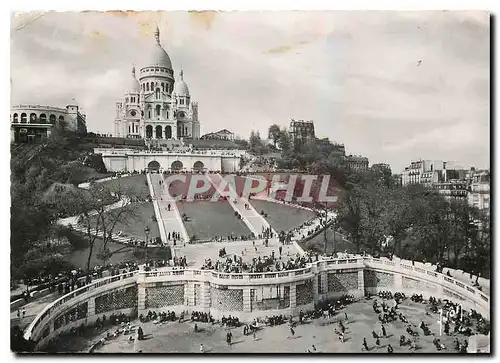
[202,250,313,274]
[139,310,180,324]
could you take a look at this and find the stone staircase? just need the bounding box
[148,173,189,244]
[206,173,276,239]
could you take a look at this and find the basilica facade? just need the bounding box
[114,26,200,140]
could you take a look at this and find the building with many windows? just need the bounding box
[468,170,490,211]
[346,155,369,172]
[201,129,235,141]
[289,119,315,148]
[10,104,87,143]
[114,26,200,141]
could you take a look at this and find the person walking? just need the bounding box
[199,344,204,353]
[289,326,295,339]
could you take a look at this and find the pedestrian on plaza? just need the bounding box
[382,325,387,338]
[387,344,394,353]
[362,337,369,351]
[253,331,256,340]
[17,310,20,319]
[22,308,26,318]
[199,344,204,353]
[344,312,348,323]
[289,327,295,339]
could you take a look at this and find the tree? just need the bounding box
[47,182,139,271]
[268,124,281,147]
[277,128,291,152]
[249,130,262,154]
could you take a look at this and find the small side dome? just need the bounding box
[129,64,141,93]
[174,70,190,97]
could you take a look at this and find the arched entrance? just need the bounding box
[49,114,56,125]
[171,160,183,171]
[147,160,161,171]
[39,114,47,124]
[146,125,153,138]
[155,125,163,139]
[193,161,205,172]
[165,125,172,139]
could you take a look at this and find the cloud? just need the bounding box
[10,11,490,172]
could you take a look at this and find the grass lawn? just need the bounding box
[86,202,161,241]
[76,166,112,184]
[99,174,150,199]
[300,228,357,254]
[67,236,171,270]
[176,201,251,241]
[250,199,316,233]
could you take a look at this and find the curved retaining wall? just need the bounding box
[24,257,489,351]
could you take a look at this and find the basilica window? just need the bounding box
[156,89,160,99]
[126,97,129,103]
[148,111,151,119]
[156,105,161,117]
[150,82,154,91]
[161,83,165,92]
[179,98,184,105]
[20,113,27,123]
[13,113,18,123]
[146,83,149,92]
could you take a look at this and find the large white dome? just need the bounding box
[144,26,173,70]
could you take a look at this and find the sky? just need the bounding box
[10,10,490,172]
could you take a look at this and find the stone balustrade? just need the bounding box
[24,256,489,351]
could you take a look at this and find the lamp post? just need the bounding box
[144,226,150,265]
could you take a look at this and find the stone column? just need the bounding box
[243,287,252,313]
[137,274,147,311]
[321,272,328,297]
[312,267,319,304]
[201,282,211,311]
[357,269,365,298]
[184,282,195,307]
[290,284,297,310]
[87,297,96,317]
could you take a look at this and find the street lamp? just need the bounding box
[144,226,150,265]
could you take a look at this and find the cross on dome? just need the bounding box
[154,25,160,45]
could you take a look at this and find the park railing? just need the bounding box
[23,254,489,349]
[23,271,138,343]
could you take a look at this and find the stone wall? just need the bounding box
[53,302,88,331]
[296,280,313,306]
[364,270,394,289]
[211,288,243,312]
[145,284,185,309]
[327,271,358,292]
[95,286,137,314]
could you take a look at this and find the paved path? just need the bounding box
[10,292,60,330]
[148,173,189,244]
